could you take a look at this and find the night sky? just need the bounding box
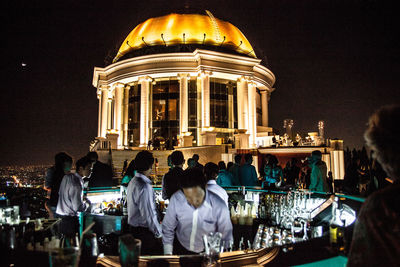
[2,0,399,166]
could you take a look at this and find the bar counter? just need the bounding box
[82,186,363,266]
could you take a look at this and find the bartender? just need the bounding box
[162,168,233,255]
[126,151,162,255]
[56,156,91,244]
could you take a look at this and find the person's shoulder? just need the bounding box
[170,189,184,202]
[208,191,227,207]
[361,183,400,215]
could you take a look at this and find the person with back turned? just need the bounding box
[204,162,229,206]
[347,105,400,266]
[86,151,113,188]
[56,156,91,242]
[44,152,73,218]
[308,150,328,192]
[239,153,258,186]
[127,151,162,255]
[162,151,185,200]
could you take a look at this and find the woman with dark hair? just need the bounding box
[121,160,135,186]
[263,155,283,189]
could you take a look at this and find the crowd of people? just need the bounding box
[42,104,400,264]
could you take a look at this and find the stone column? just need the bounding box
[200,71,211,129]
[261,90,269,127]
[178,73,190,136]
[139,76,151,147]
[123,85,130,147]
[227,83,234,129]
[237,76,249,131]
[113,83,124,148]
[107,93,113,131]
[248,81,257,148]
[97,89,102,137]
[100,84,109,137]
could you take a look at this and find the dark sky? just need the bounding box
[2,0,399,166]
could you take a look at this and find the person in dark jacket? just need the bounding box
[86,151,113,188]
[162,151,185,200]
[239,154,258,186]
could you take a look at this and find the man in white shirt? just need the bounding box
[162,168,233,255]
[127,150,163,255]
[56,156,91,239]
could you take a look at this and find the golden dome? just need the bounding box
[113,12,256,62]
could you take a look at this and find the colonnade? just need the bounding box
[97,73,271,149]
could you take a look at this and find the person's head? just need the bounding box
[167,154,173,168]
[192,154,200,162]
[234,154,242,164]
[218,161,226,170]
[364,105,400,180]
[134,151,154,177]
[86,152,99,163]
[269,155,278,166]
[187,158,196,168]
[54,152,73,174]
[180,168,207,208]
[244,153,253,164]
[311,150,322,163]
[76,156,92,178]
[204,162,219,181]
[227,162,234,170]
[171,151,184,167]
[125,160,136,177]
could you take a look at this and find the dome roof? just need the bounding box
[113,12,256,62]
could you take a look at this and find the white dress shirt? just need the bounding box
[162,189,233,254]
[127,172,162,238]
[207,180,229,207]
[56,173,88,217]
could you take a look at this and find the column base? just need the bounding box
[106,133,119,150]
[201,132,217,146]
[234,132,250,149]
[181,135,194,147]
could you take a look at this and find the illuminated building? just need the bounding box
[92,12,275,149]
[91,11,344,179]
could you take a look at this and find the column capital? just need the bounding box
[115,82,125,89]
[99,83,110,91]
[138,76,152,83]
[237,76,250,82]
[177,73,190,80]
[198,70,212,77]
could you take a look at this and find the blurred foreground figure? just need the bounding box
[347,105,400,267]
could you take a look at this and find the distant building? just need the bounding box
[92,11,275,150]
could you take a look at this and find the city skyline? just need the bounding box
[2,0,399,165]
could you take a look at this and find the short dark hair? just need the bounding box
[218,161,226,170]
[76,156,92,172]
[234,154,242,164]
[244,153,253,162]
[134,151,154,172]
[180,168,206,189]
[54,152,72,169]
[192,154,199,161]
[86,152,99,162]
[227,162,234,170]
[311,150,322,159]
[204,162,219,181]
[170,151,184,166]
[187,158,195,166]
